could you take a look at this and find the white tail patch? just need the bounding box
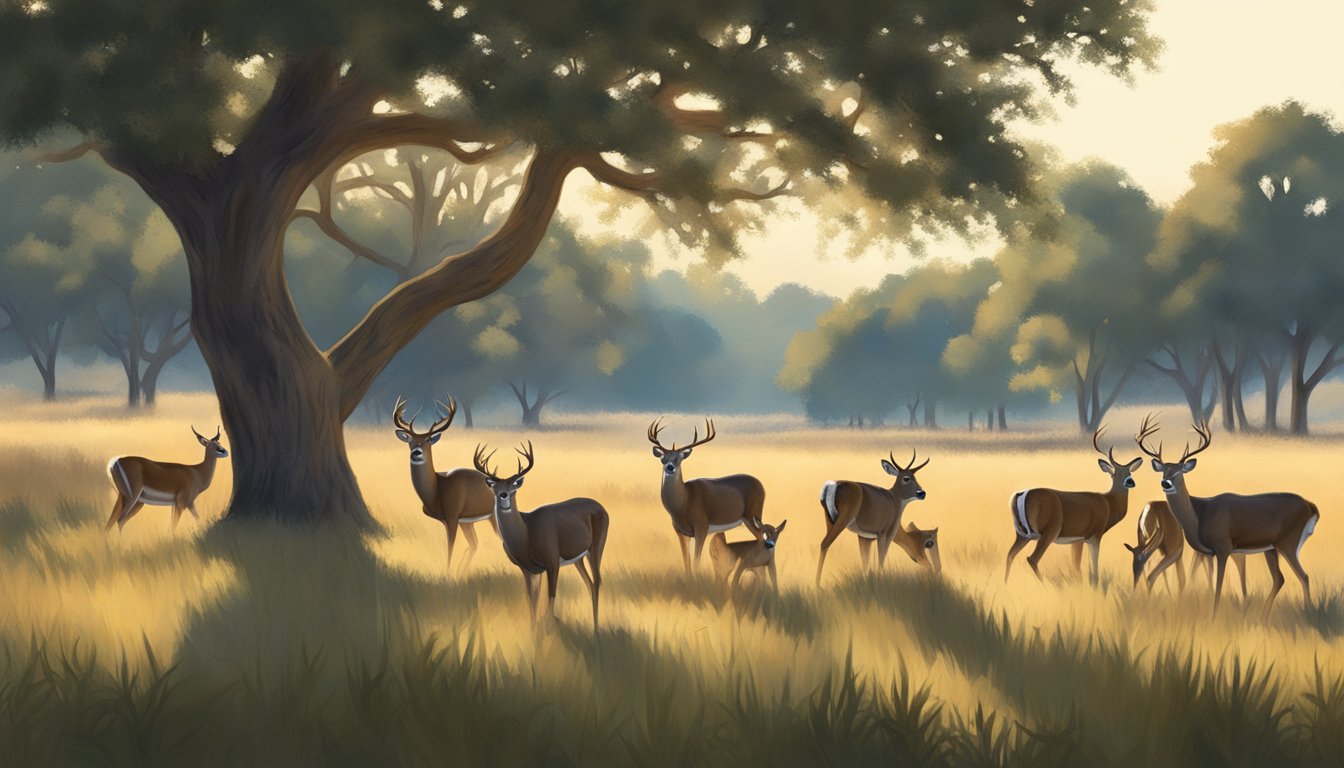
[1012,490,1039,539]
[821,481,839,523]
[1138,503,1153,534]
[1296,511,1320,562]
[107,458,132,497]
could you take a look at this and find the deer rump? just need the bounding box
[821,480,902,537]
[1191,492,1320,556]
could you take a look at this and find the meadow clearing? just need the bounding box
[2,392,1343,766]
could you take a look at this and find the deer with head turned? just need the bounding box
[816,450,930,585]
[709,518,787,595]
[105,426,228,532]
[1135,415,1319,617]
[648,418,766,574]
[474,442,609,629]
[893,521,942,576]
[393,396,495,575]
[1125,498,1248,595]
[1004,427,1141,585]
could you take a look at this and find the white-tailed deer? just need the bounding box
[648,418,766,573]
[105,426,228,532]
[1004,427,1141,585]
[893,522,942,576]
[1136,416,1319,616]
[1124,499,1247,594]
[393,396,495,574]
[709,518,787,594]
[474,442,609,629]
[816,451,930,585]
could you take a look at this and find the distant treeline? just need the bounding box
[2,102,1340,433]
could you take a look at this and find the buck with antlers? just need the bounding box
[474,442,609,629]
[816,451,931,585]
[1135,416,1319,616]
[1125,499,1248,595]
[105,426,228,532]
[648,418,766,573]
[1004,428,1141,584]
[393,396,495,574]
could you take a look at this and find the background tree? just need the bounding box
[1150,102,1344,434]
[1,1,1157,523]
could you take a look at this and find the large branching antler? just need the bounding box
[393,395,455,437]
[647,417,673,451]
[1180,421,1213,464]
[1135,412,1164,463]
[891,450,930,473]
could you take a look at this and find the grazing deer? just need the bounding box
[1004,427,1141,585]
[816,451,930,585]
[1135,416,1319,616]
[709,518,787,594]
[474,442,609,629]
[105,426,228,532]
[893,522,942,576]
[647,418,766,573]
[393,396,495,574]
[1125,499,1247,595]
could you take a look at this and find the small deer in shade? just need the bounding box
[709,518,787,595]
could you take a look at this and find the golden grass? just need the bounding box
[1,392,1343,764]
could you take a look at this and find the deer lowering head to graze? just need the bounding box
[1124,499,1248,595]
[816,450,930,585]
[393,395,495,575]
[709,517,787,595]
[893,522,942,576]
[106,426,228,532]
[1136,415,1319,617]
[474,442,609,629]
[1004,427,1141,585]
[648,418,766,574]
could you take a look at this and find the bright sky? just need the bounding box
[566,0,1344,299]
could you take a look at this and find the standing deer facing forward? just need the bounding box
[1005,427,1141,585]
[709,518,787,595]
[816,451,930,585]
[474,442,609,629]
[648,418,766,574]
[1136,416,1319,617]
[393,396,495,575]
[106,426,228,532]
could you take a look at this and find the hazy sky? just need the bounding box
[567,0,1344,299]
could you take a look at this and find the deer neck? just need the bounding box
[492,497,533,565]
[661,467,689,517]
[1103,481,1129,528]
[892,526,922,561]
[197,448,219,486]
[409,451,439,505]
[1163,475,1210,553]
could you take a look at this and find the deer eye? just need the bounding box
[901,476,911,483]
[924,540,935,549]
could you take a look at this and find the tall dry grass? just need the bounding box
[0,392,1342,766]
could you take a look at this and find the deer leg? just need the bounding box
[187,503,201,521]
[1004,535,1030,581]
[1175,554,1187,595]
[1261,551,1285,622]
[106,492,130,531]
[768,560,779,592]
[1071,542,1084,576]
[443,522,458,576]
[118,501,146,530]
[858,538,873,571]
[1233,553,1248,600]
[1086,537,1101,587]
[171,506,184,531]
[545,564,560,623]
[692,532,708,569]
[458,521,479,573]
[1280,546,1311,604]
[815,521,846,586]
[1026,524,1060,581]
[1212,552,1230,614]
[575,558,599,630]
[877,529,896,569]
[522,571,539,626]
[729,562,749,597]
[1147,549,1182,593]
[678,535,693,575]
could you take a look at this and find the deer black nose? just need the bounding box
[916,490,927,500]
[498,492,508,499]
[664,464,676,474]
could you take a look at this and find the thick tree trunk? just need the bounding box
[997,404,1007,431]
[460,402,474,429]
[923,398,937,429]
[141,358,168,407]
[967,411,974,432]
[39,365,55,401]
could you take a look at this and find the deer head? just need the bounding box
[474,441,535,513]
[902,522,941,575]
[1123,519,1162,587]
[393,395,456,466]
[647,417,716,476]
[192,426,229,458]
[881,450,929,502]
[1136,413,1211,496]
[745,516,787,549]
[1093,425,1143,489]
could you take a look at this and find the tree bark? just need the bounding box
[967,411,975,432]
[1212,337,1250,432]
[906,393,921,428]
[1285,324,1343,436]
[923,398,937,429]
[1256,347,1286,432]
[508,381,561,429]
[996,404,1007,431]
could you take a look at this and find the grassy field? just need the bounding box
[1,392,1343,766]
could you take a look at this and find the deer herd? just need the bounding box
[103,405,1321,629]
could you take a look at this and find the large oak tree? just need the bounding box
[0,0,1157,524]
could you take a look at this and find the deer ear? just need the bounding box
[428,432,442,445]
[1151,458,1164,472]
[483,477,495,488]
[1182,458,1197,473]
[1097,458,1113,475]
[775,519,787,534]
[651,446,664,459]
[904,521,916,532]
[881,459,899,476]
[1127,457,1143,472]
[513,476,525,488]
[680,448,692,459]
[395,430,412,443]
[1123,542,1136,553]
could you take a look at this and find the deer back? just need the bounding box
[687,473,764,525]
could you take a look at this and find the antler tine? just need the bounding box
[648,417,672,450]
[213,425,222,441]
[430,394,457,434]
[191,424,204,441]
[683,417,717,450]
[1181,421,1213,463]
[1134,412,1164,462]
[514,440,536,477]
[1093,424,1119,467]
[910,450,930,473]
[393,397,411,432]
[472,444,499,480]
